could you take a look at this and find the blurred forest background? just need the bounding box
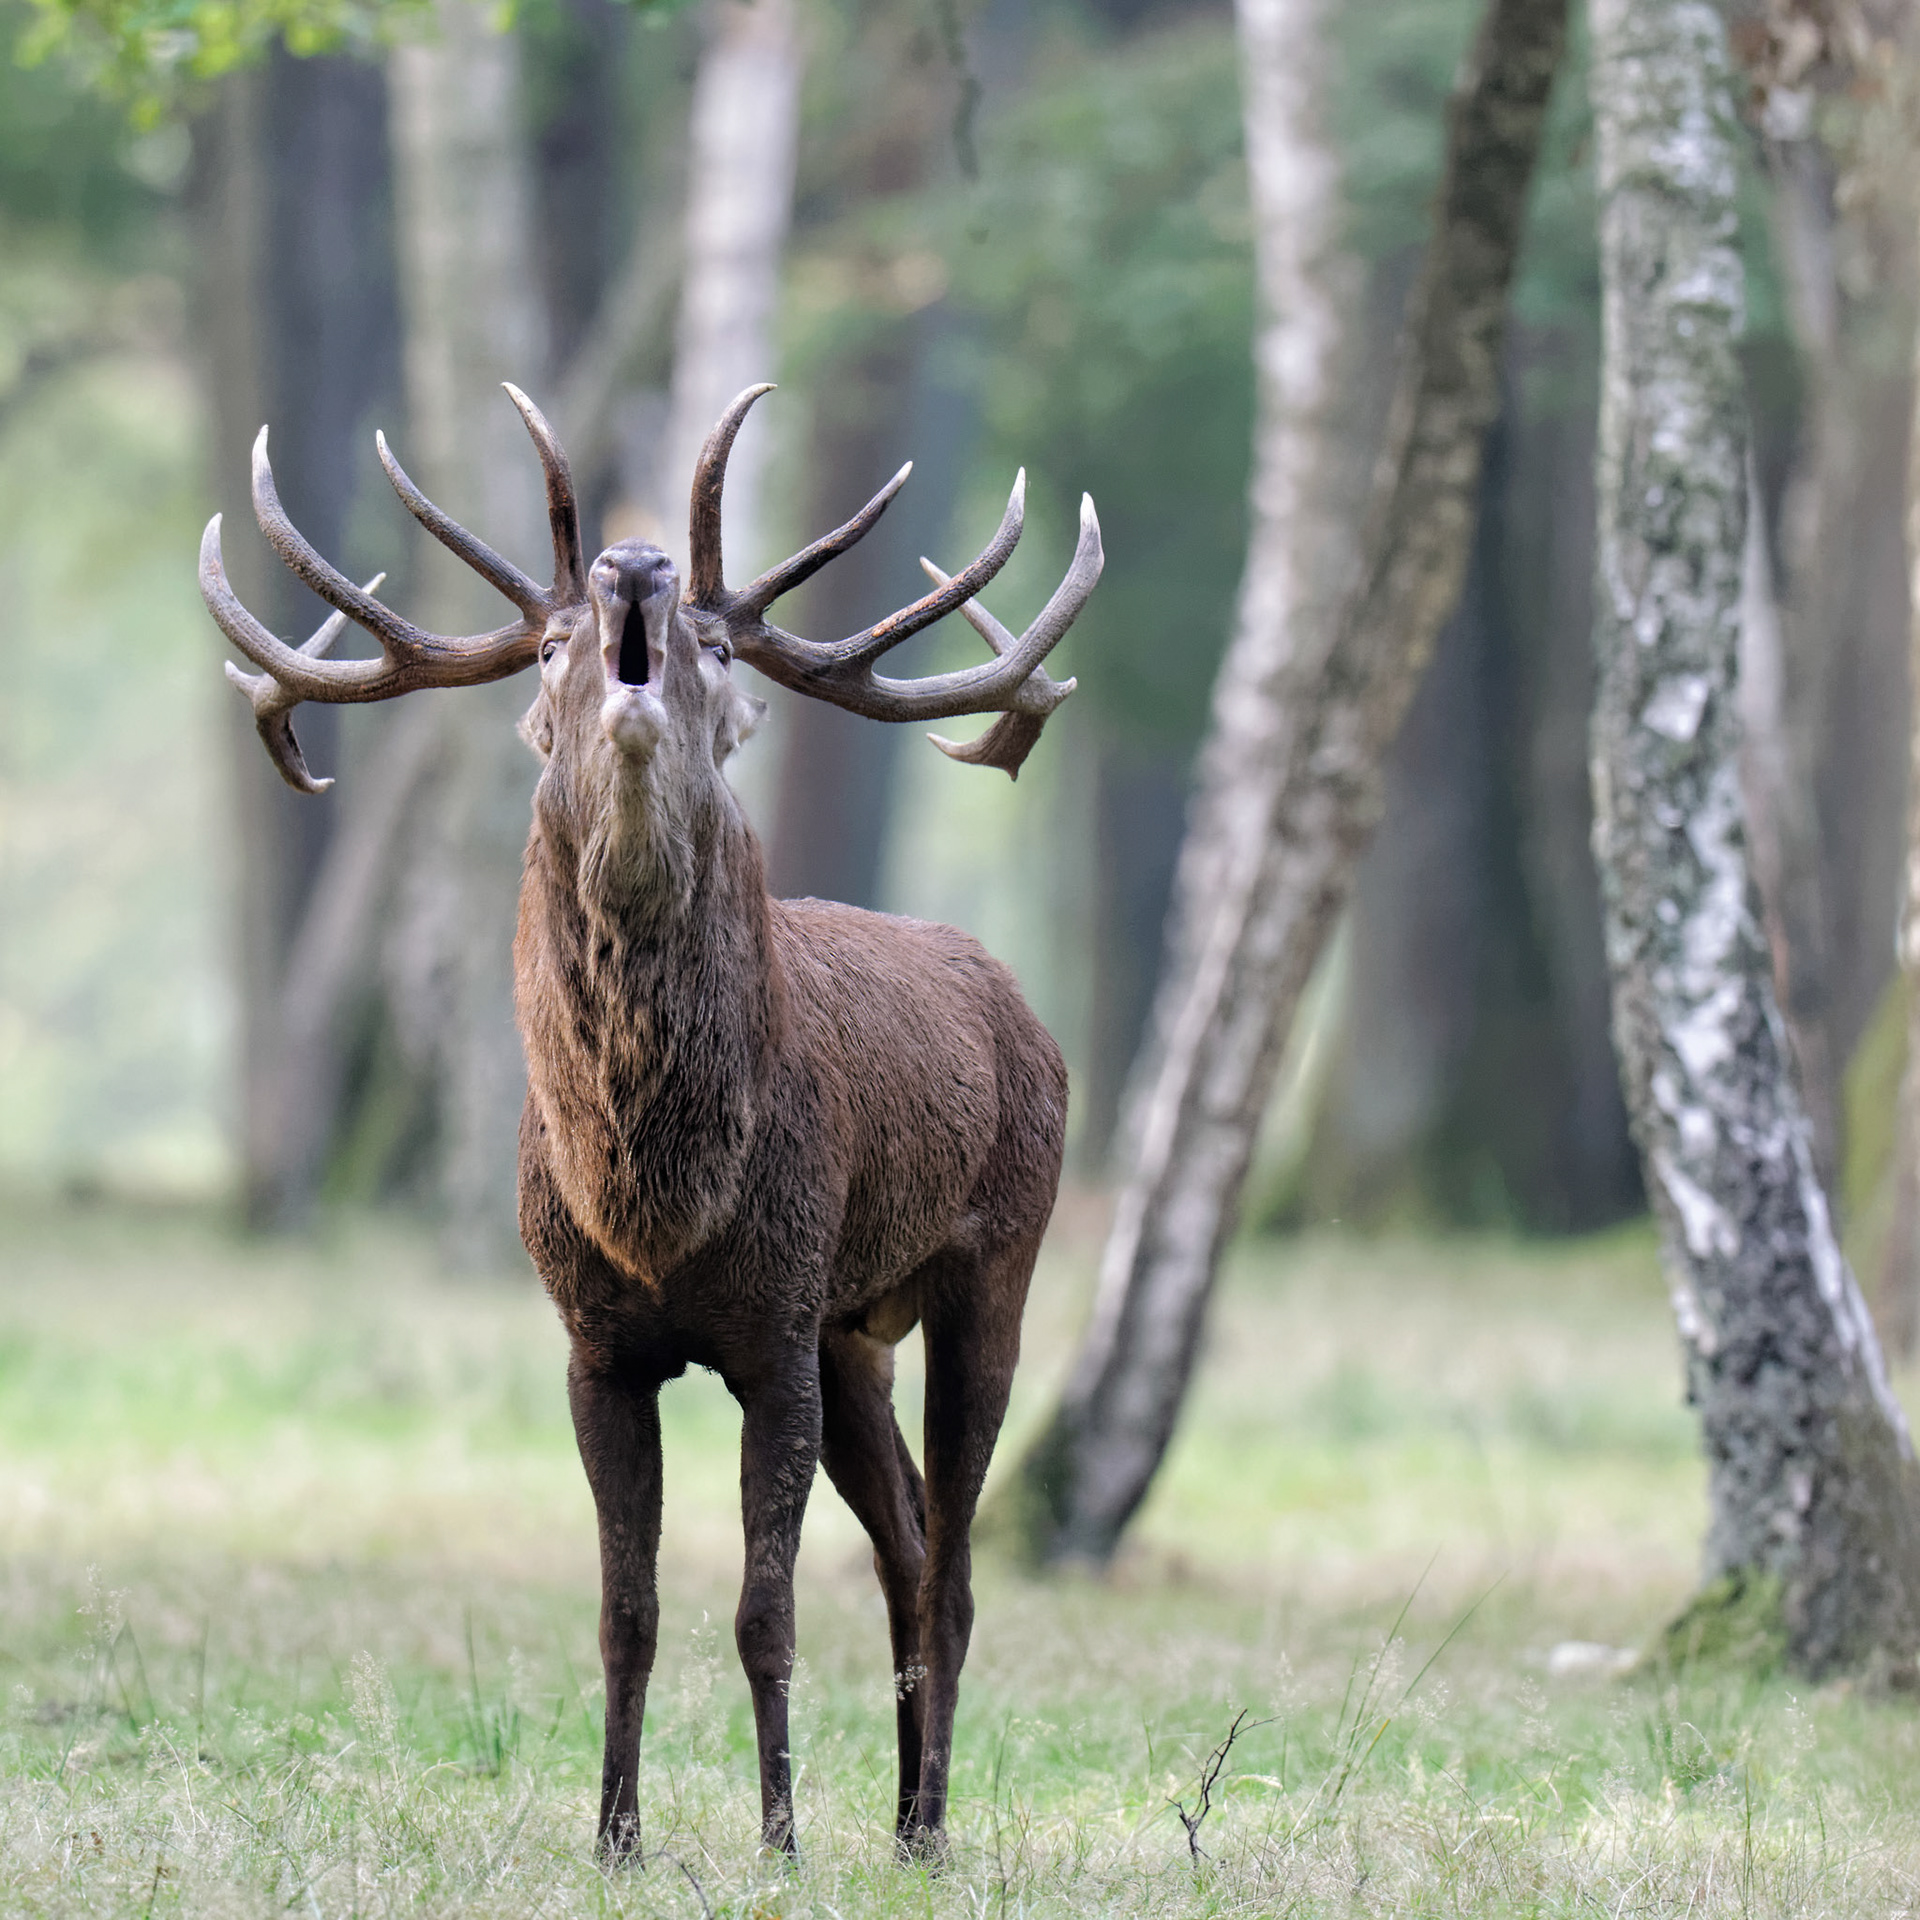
[0,0,1907,1271]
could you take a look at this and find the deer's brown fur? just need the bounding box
[511,540,1065,1857]
[201,389,1095,1863]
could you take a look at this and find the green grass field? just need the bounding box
[1,1195,1917,1916]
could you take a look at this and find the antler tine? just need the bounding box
[733,460,914,617]
[253,428,434,659]
[296,578,384,660]
[377,429,549,619]
[725,486,1101,769]
[826,468,1027,670]
[928,710,1052,780]
[915,554,1075,781]
[226,665,332,793]
[689,382,777,608]
[211,542,392,793]
[504,382,586,604]
[899,491,1100,699]
[201,514,395,704]
[207,393,576,795]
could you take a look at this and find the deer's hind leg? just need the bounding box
[818,1320,929,1844]
[731,1347,822,1855]
[909,1231,1040,1856]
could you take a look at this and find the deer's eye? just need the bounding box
[705,635,733,667]
[540,636,564,666]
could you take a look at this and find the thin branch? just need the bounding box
[1171,1708,1272,1866]
[659,1853,716,1920]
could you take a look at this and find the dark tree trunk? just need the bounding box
[1587,0,1920,1672]
[1741,131,1915,1196]
[528,0,629,385]
[1294,329,1640,1233]
[1015,0,1570,1566]
[765,319,918,910]
[524,0,632,563]
[767,313,973,908]
[189,50,402,1227]
[1296,435,1495,1225]
[1081,742,1191,1164]
[381,0,552,1268]
[1882,217,1920,1360]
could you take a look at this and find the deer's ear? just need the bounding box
[519,689,555,760]
[715,688,767,765]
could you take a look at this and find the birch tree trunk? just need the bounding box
[649,0,801,580]
[1014,0,1569,1565]
[386,0,550,1266]
[1588,0,1920,1670]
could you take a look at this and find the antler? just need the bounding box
[687,386,1101,778]
[202,383,581,793]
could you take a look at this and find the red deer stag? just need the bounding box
[200,383,1100,1861]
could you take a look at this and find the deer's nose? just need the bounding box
[590,542,676,609]
[590,544,680,692]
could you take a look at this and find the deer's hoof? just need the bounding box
[596,1813,641,1869]
[897,1823,950,1872]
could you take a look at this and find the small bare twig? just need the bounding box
[663,1851,716,1920]
[1171,1707,1272,1867]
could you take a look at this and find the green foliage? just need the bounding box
[1335,0,1599,341]
[0,1,169,244]
[9,0,687,126]
[12,0,419,124]
[1333,0,1479,263]
[943,19,1254,751]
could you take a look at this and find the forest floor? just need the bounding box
[0,1195,1916,1916]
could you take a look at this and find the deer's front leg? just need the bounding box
[567,1354,665,1861]
[733,1348,822,1856]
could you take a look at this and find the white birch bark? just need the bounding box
[1588,0,1920,1669]
[1016,0,1569,1563]
[387,0,550,1265]
[649,0,801,580]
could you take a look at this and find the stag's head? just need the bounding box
[520,535,767,874]
[201,385,1102,883]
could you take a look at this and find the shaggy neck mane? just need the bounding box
[517,793,784,1278]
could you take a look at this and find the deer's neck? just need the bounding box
[515,799,783,1283]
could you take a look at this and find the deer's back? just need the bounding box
[770,899,1066,1306]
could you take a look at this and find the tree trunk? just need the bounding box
[1745,138,1845,1189]
[1014,0,1569,1565]
[1293,416,1496,1225]
[1587,0,1920,1671]
[1294,316,1640,1235]
[649,0,801,578]
[1081,741,1193,1163]
[385,0,551,1266]
[189,50,402,1227]
[766,311,974,907]
[1878,191,1920,1360]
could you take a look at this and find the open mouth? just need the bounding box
[615,601,650,686]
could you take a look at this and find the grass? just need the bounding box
[1,1196,1919,1914]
